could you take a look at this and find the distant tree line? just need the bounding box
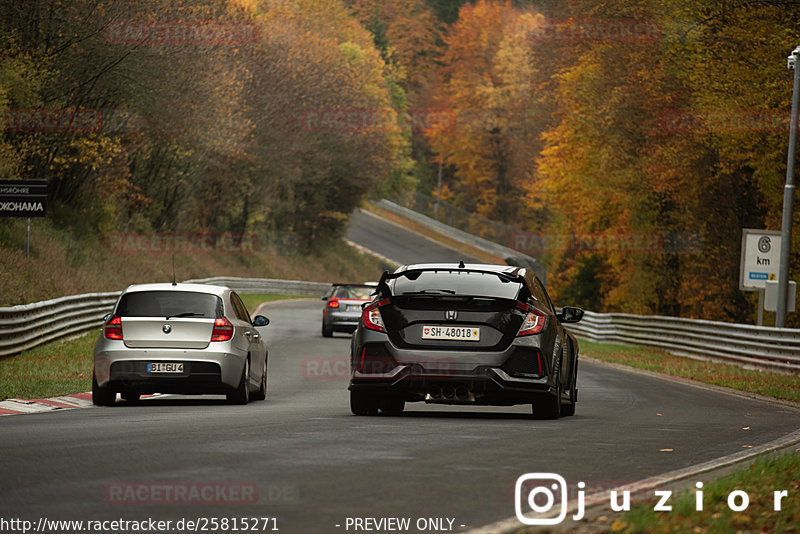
[350,0,800,325]
[2,0,799,325]
[0,0,412,249]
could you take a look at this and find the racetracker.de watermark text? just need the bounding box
[104,21,258,45]
[104,232,258,255]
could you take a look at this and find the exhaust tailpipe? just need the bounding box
[427,386,442,400]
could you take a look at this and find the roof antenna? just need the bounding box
[171,254,177,286]
[458,260,465,269]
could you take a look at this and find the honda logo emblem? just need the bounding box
[445,310,458,321]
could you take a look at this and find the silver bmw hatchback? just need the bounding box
[92,283,270,406]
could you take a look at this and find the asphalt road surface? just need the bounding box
[345,209,482,265]
[2,298,799,533]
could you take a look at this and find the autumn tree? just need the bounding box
[0,0,413,250]
[425,1,548,225]
[528,0,800,324]
[234,0,413,248]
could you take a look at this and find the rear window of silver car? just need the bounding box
[391,271,521,300]
[116,291,223,318]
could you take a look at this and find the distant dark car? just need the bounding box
[348,263,583,419]
[321,284,375,337]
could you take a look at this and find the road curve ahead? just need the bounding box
[1,299,798,533]
[345,209,481,265]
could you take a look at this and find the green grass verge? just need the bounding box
[0,294,307,401]
[0,333,96,401]
[611,452,800,533]
[579,339,800,403]
[0,216,387,307]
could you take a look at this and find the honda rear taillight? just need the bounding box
[362,299,389,332]
[211,317,234,341]
[327,298,340,308]
[104,315,123,340]
[516,303,546,336]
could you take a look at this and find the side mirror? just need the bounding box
[103,313,112,322]
[253,315,270,327]
[321,296,328,301]
[558,307,584,324]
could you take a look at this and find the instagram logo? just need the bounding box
[514,473,571,525]
[513,474,789,526]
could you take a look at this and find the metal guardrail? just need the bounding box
[1,281,797,373]
[0,278,331,358]
[0,292,121,358]
[567,311,800,373]
[390,191,524,250]
[184,277,331,296]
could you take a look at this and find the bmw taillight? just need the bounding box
[327,298,340,308]
[211,317,234,341]
[362,299,389,332]
[104,315,123,340]
[516,303,546,336]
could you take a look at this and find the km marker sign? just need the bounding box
[0,179,47,217]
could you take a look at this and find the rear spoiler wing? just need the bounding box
[374,267,527,299]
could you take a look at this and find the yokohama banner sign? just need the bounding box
[0,180,47,217]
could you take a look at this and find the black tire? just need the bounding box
[561,392,576,416]
[121,391,140,403]
[532,382,561,420]
[321,322,333,338]
[380,396,405,415]
[561,362,577,417]
[350,390,380,415]
[92,372,116,406]
[227,358,250,405]
[252,359,267,401]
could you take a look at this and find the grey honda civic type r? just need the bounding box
[348,263,584,419]
[92,283,270,405]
